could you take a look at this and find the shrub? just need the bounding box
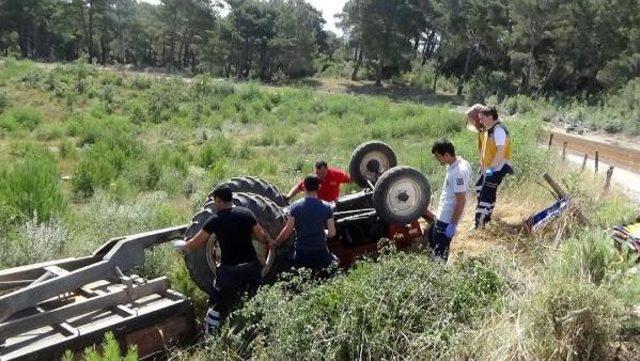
[0,88,8,112]
[0,149,65,221]
[199,137,234,169]
[72,115,136,147]
[527,280,622,360]
[212,81,236,96]
[99,84,116,113]
[603,119,624,134]
[464,79,487,105]
[19,69,46,88]
[72,133,143,196]
[129,76,152,90]
[0,106,43,131]
[0,217,68,268]
[198,253,505,360]
[35,122,65,140]
[59,139,77,159]
[65,191,186,255]
[146,81,182,123]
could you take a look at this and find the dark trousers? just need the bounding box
[474,164,513,228]
[209,261,261,321]
[294,248,334,270]
[428,220,453,261]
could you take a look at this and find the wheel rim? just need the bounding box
[359,151,391,185]
[385,177,422,217]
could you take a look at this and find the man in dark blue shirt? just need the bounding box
[176,185,271,333]
[274,175,336,270]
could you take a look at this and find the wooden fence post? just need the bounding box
[548,133,554,149]
[581,154,588,171]
[604,166,614,191]
[562,141,568,161]
[595,151,599,174]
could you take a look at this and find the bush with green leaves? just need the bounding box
[145,80,183,123]
[0,106,43,131]
[0,148,65,221]
[72,131,143,196]
[198,136,234,169]
[64,191,186,255]
[196,252,505,360]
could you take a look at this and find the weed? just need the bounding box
[62,332,137,361]
[0,149,65,222]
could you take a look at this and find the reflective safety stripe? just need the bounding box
[204,307,221,332]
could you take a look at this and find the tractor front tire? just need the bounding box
[348,141,398,188]
[373,166,431,225]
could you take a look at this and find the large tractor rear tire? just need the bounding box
[348,141,398,188]
[373,166,431,225]
[183,192,294,294]
[209,176,287,207]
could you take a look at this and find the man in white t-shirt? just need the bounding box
[423,138,472,261]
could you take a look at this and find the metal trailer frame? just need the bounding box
[0,226,193,360]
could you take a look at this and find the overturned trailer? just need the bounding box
[0,227,195,361]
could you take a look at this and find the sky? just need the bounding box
[140,0,347,35]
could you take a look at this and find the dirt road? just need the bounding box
[547,130,640,171]
[547,130,640,202]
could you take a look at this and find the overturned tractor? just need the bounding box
[0,141,430,360]
[182,141,431,292]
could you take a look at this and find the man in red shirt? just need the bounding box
[285,160,351,203]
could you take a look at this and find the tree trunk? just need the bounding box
[523,35,536,93]
[182,35,191,68]
[88,1,94,62]
[161,31,166,66]
[100,33,108,64]
[423,30,436,64]
[375,56,382,87]
[351,48,362,81]
[421,38,429,66]
[457,46,474,96]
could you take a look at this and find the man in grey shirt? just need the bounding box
[423,138,472,261]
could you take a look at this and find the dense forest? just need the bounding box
[1,0,640,97]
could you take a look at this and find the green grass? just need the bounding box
[0,58,637,360]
